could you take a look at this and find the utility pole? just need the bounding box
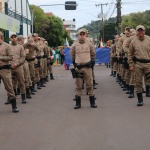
[116,0,121,35]
[96,3,108,43]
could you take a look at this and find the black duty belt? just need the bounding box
[26,58,35,61]
[76,61,93,69]
[42,55,47,58]
[133,56,150,63]
[0,64,12,70]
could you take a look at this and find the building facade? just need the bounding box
[0,0,31,42]
[63,19,77,41]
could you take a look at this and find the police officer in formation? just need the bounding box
[71,28,97,109]
[111,25,150,106]
[0,32,54,113]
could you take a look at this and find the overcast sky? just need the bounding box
[29,0,150,29]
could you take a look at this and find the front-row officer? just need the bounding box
[71,29,97,109]
[129,25,150,106]
[0,32,19,113]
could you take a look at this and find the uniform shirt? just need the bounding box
[71,40,95,64]
[23,43,39,59]
[0,42,13,66]
[128,35,150,67]
[110,43,117,58]
[10,43,25,66]
[116,35,130,56]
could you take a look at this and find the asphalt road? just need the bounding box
[0,65,150,150]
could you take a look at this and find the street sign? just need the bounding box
[65,1,77,10]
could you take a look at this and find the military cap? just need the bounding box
[27,34,32,39]
[40,37,45,41]
[125,27,130,30]
[17,35,26,40]
[77,29,86,34]
[10,33,16,38]
[114,35,120,38]
[130,29,135,32]
[32,33,38,37]
[136,25,145,31]
[28,38,34,43]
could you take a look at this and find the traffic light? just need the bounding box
[65,1,77,10]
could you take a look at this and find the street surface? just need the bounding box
[0,65,150,150]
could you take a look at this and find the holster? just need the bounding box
[70,68,84,79]
[123,57,129,69]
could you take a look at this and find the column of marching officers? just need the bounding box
[110,25,150,106]
[0,32,54,113]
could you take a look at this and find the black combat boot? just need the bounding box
[126,84,130,94]
[116,74,120,83]
[137,93,143,106]
[37,82,41,89]
[16,88,20,95]
[121,80,125,88]
[123,82,127,91]
[5,97,11,105]
[43,77,47,84]
[74,96,81,109]
[128,85,134,98]
[146,86,150,97]
[110,71,113,76]
[113,71,117,77]
[40,78,46,87]
[50,73,54,80]
[10,99,19,113]
[29,86,35,95]
[26,88,32,99]
[14,88,17,96]
[89,96,97,108]
[21,94,27,104]
[33,83,37,92]
[46,76,49,82]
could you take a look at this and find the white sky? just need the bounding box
[28,0,150,29]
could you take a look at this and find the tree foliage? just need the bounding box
[29,5,73,46]
[121,10,150,35]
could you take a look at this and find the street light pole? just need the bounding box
[31,3,78,34]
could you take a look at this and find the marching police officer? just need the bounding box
[71,29,97,109]
[0,32,19,112]
[129,25,150,106]
[10,34,26,104]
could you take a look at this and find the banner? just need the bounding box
[95,47,111,64]
[0,12,20,33]
[63,47,111,64]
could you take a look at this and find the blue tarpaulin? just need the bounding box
[63,47,111,64]
[95,47,110,64]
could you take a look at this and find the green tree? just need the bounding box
[29,5,73,46]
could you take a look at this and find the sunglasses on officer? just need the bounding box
[80,32,85,36]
